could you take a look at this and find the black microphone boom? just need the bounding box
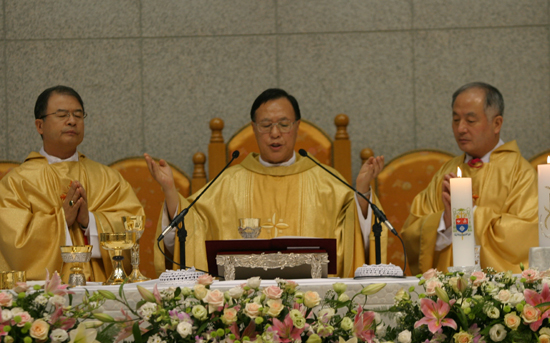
[298,149,397,235]
[158,150,240,242]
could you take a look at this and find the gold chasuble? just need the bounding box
[0,152,144,281]
[155,153,387,278]
[401,141,538,274]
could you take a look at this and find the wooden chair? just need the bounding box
[530,149,550,169]
[207,114,353,183]
[373,149,455,276]
[0,161,20,180]
[109,154,206,278]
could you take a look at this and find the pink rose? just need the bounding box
[263,285,283,299]
[422,268,437,280]
[197,274,214,286]
[30,319,50,340]
[0,292,13,307]
[471,271,487,287]
[522,269,540,283]
[497,289,512,303]
[221,307,238,324]
[16,311,33,327]
[521,304,541,323]
[244,302,262,318]
[284,280,298,293]
[504,312,521,330]
[13,283,30,294]
[424,279,443,296]
[203,289,224,313]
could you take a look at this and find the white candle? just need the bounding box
[538,156,550,247]
[450,167,476,266]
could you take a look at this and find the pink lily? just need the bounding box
[414,298,457,334]
[353,307,376,343]
[153,284,162,304]
[48,304,76,330]
[229,321,258,342]
[44,270,74,296]
[115,309,147,343]
[272,314,305,342]
[524,282,550,331]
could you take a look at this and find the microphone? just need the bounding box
[298,149,398,236]
[157,150,240,242]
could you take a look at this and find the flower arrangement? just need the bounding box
[0,270,119,343]
[94,275,388,343]
[385,265,550,343]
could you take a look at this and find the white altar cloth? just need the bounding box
[69,277,421,317]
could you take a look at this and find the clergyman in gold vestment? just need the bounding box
[145,88,388,278]
[401,82,538,274]
[0,86,144,281]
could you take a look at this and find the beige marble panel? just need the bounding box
[142,36,277,176]
[414,27,550,159]
[5,0,140,39]
[142,0,275,37]
[5,39,142,163]
[278,32,415,180]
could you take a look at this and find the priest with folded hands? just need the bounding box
[145,88,387,277]
[401,82,538,274]
[0,85,144,281]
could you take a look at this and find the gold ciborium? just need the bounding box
[100,232,136,285]
[122,215,150,282]
[60,245,92,287]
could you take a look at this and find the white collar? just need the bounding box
[39,146,79,165]
[259,151,296,167]
[464,139,505,164]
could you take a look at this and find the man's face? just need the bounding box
[252,97,300,164]
[35,92,85,158]
[452,88,503,158]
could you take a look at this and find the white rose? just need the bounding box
[147,334,166,343]
[398,330,412,343]
[509,293,525,307]
[376,323,387,338]
[486,306,500,319]
[177,321,193,338]
[489,324,507,342]
[138,302,158,321]
[496,289,511,303]
[541,328,550,336]
[50,329,69,343]
[1,309,13,323]
[247,276,262,289]
[228,286,244,299]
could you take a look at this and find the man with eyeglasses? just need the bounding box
[145,88,387,278]
[0,85,144,281]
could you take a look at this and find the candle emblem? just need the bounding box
[450,167,476,266]
[538,156,550,247]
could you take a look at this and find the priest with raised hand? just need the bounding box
[401,82,538,274]
[145,88,387,278]
[0,85,144,281]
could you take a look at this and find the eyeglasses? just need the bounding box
[40,109,87,121]
[254,120,296,133]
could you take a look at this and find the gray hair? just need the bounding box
[452,82,504,117]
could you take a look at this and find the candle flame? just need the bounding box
[457,166,462,178]
[547,155,550,164]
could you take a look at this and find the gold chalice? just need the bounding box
[122,215,150,282]
[100,232,136,285]
[60,245,92,287]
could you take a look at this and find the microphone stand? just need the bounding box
[157,150,240,269]
[373,216,382,264]
[298,149,407,274]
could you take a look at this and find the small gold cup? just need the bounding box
[0,271,26,290]
[100,232,136,285]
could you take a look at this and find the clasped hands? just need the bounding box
[442,172,457,229]
[356,156,384,217]
[62,180,89,228]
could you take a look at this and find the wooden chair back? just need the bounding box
[208,114,353,183]
[374,149,455,275]
[530,149,550,169]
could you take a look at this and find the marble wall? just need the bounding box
[1,0,549,183]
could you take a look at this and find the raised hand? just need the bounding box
[356,155,385,194]
[144,153,179,219]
